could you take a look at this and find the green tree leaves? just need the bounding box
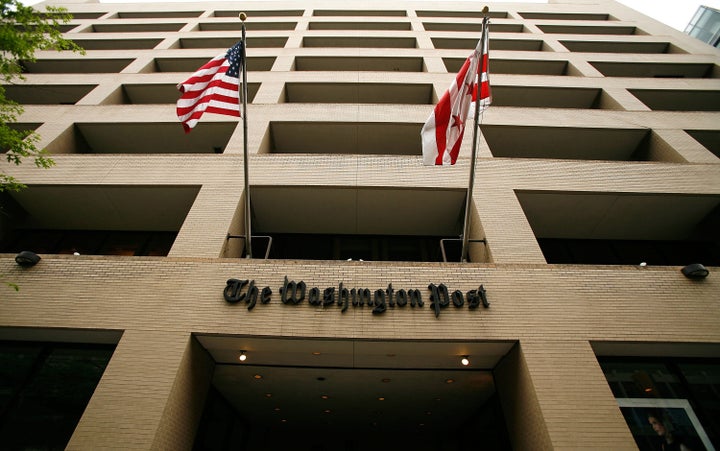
[0,0,84,192]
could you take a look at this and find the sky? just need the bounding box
[17,0,720,32]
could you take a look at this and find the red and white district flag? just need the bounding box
[176,41,243,133]
[421,24,491,165]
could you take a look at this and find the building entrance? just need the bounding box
[193,336,514,450]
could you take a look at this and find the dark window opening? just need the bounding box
[0,341,115,450]
[1,229,177,257]
[539,238,720,266]
[599,357,720,450]
[262,233,451,262]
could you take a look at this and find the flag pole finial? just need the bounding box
[482,6,489,16]
[239,12,247,21]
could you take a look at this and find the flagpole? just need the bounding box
[240,12,253,258]
[460,7,489,263]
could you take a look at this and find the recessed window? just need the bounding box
[45,123,236,154]
[0,185,200,256]
[444,58,571,75]
[2,84,96,105]
[294,56,423,72]
[0,341,115,450]
[432,37,546,51]
[263,122,421,155]
[313,10,406,17]
[416,10,508,19]
[283,83,433,104]
[308,21,411,31]
[590,62,717,78]
[116,11,202,18]
[519,12,610,20]
[263,233,451,261]
[180,37,287,49]
[686,130,720,158]
[214,10,304,17]
[2,229,178,256]
[15,23,77,33]
[489,86,609,109]
[597,356,720,451]
[629,89,720,111]
[148,56,275,72]
[423,22,523,33]
[21,58,133,74]
[538,25,636,35]
[561,40,683,54]
[199,21,297,31]
[248,186,466,261]
[302,36,416,48]
[482,126,680,161]
[72,38,162,50]
[90,22,185,32]
[64,12,105,19]
[517,191,720,266]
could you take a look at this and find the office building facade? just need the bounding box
[1,0,719,449]
[685,5,720,48]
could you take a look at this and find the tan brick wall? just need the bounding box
[518,340,636,450]
[151,336,214,451]
[496,344,554,451]
[67,330,196,449]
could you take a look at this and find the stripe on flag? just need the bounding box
[177,41,243,133]
[421,22,491,165]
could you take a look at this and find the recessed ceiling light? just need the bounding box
[281,419,287,423]
[323,409,331,414]
[239,350,247,362]
[254,374,262,380]
[461,355,470,366]
[378,397,385,401]
[312,351,321,355]
[445,378,454,384]
[381,378,391,383]
[265,393,272,398]
[425,411,432,415]
[274,407,281,411]
[321,395,329,400]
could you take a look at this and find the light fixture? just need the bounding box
[682,263,709,279]
[253,374,262,380]
[15,251,40,267]
[239,350,247,362]
[461,355,470,366]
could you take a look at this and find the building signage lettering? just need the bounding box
[223,276,489,318]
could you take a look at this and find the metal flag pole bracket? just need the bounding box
[239,12,253,258]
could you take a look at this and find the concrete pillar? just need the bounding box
[67,330,214,450]
[495,340,636,450]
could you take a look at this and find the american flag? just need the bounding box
[176,41,243,133]
[421,19,491,165]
